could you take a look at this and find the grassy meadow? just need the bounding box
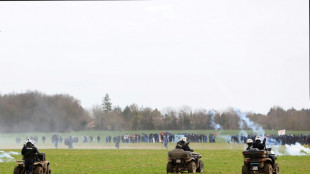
[1,145,310,174]
[1,130,310,173]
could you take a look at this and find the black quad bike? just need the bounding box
[167,149,204,173]
[242,148,279,174]
[14,152,51,174]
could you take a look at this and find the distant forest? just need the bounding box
[0,91,309,133]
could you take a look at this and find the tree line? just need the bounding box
[92,94,310,131]
[0,91,89,133]
[0,91,309,133]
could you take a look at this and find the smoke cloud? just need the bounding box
[0,151,19,163]
[234,108,265,136]
[206,108,310,156]
[209,110,223,130]
[233,109,310,156]
[272,143,310,156]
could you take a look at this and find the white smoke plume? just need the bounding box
[0,151,19,163]
[209,110,223,130]
[234,108,265,136]
[272,143,310,156]
[208,110,233,142]
[232,109,310,156]
[207,108,310,156]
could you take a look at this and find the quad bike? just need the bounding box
[14,152,51,174]
[242,148,279,174]
[167,149,204,173]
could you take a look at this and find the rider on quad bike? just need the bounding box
[242,136,279,174]
[167,137,204,173]
[175,137,193,152]
[21,139,39,174]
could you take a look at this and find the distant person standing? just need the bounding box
[16,137,21,144]
[164,135,168,149]
[69,136,74,149]
[90,136,94,143]
[22,139,38,174]
[42,136,46,143]
[54,136,59,149]
[34,136,38,143]
[97,136,101,143]
[115,137,120,149]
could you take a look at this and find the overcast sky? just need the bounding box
[0,0,308,114]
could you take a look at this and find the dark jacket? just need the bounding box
[21,143,38,161]
[175,141,192,151]
[246,144,253,150]
[252,138,266,150]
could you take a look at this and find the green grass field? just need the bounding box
[1,130,310,173]
[1,143,310,174]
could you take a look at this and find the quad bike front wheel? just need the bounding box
[264,164,273,174]
[196,160,204,173]
[187,161,196,173]
[46,165,52,174]
[166,162,173,173]
[273,163,279,174]
[13,166,22,174]
[34,166,43,174]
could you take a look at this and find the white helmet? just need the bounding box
[180,137,186,142]
[246,139,253,144]
[25,138,32,145]
[255,136,261,141]
[31,140,35,145]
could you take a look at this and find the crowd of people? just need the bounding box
[106,133,217,144]
[15,132,216,150]
[266,134,310,145]
[15,133,310,150]
[227,134,310,145]
[16,136,39,144]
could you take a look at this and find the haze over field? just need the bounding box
[0,0,308,115]
[0,0,309,159]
